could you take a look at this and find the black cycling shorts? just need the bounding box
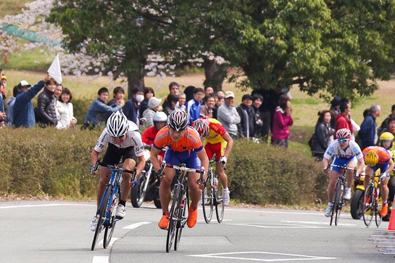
[102,143,136,166]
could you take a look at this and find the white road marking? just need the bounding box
[99,237,118,247]
[0,203,95,209]
[228,223,328,229]
[189,251,338,262]
[123,222,151,229]
[225,208,324,216]
[92,256,108,263]
[281,220,357,226]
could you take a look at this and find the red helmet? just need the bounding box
[193,118,210,137]
[336,128,351,139]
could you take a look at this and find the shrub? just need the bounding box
[72,97,93,125]
[227,140,327,205]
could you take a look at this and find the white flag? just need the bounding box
[48,54,62,84]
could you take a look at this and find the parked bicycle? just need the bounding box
[363,172,385,227]
[202,158,224,223]
[329,164,356,226]
[131,149,161,208]
[159,161,204,253]
[91,161,136,251]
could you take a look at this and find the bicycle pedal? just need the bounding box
[115,216,124,220]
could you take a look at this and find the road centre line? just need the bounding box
[281,220,357,226]
[0,203,95,209]
[123,222,151,229]
[92,256,108,263]
[189,251,338,262]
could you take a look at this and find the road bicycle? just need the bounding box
[202,158,224,223]
[160,162,204,253]
[91,161,136,251]
[363,173,386,227]
[329,164,356,226]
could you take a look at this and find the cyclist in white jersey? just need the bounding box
[89,111,145,231]
[322,128,365,217]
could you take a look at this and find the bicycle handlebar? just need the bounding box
[330,164,357,171]
[165,163,203,174]
[94,160,136,175]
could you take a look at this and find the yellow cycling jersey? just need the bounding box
[204,118,227,145]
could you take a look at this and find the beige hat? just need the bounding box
[148,97,162,109]
[224,91,235,99]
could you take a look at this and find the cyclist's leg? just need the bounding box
[345,158,357,188]
[97,167,110,208]
[121,158,137,201]
[160,149,178,213]
[328,170,340,201]
[216,140,228,188]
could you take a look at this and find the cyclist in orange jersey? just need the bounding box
[150,109,209,229]
[362,146,395,217]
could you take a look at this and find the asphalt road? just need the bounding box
[1,201,394,263]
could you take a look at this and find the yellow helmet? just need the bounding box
[365,150,379,166]
[380,132,394,142]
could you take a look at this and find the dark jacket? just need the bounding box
[378,114,394,135]
[236,104,256,138]
[123,98,140,125]
[252,105,263,130]
[359,114,377,148]
[311,122,335,157]
[13,80,45,128]
[35,88,58,126]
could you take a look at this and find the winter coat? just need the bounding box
[35,88,58,126]
[236,104,256,138]
[311,122,335,156]
[272,106,293,140]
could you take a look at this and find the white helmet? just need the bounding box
[168,109,189,131]
[107,111,129,137]
[153,111,168,122]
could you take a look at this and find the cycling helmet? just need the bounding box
[153,111,167,122]
[380,132,394,142]
[107,111,129,137]
[168,109,188,131]
[336,128,351,139]
[193,118,210,137]
[365,150,379,167]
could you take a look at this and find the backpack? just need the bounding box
[308,133,315,149]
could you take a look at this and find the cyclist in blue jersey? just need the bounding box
[322,128,365,217]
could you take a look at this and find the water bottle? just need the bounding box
[180,194,186,208]
[213,177,219,191]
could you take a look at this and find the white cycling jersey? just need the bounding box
[94,121,144,157]
[323,140,363,160]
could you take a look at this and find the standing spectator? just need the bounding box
[13,77,49,128]
[271,94,293,148]
[83,87,122,128]
[310,110,335,160]
[217,91,240,138]
[378,104,395,135]
[335,102,353,137]
[35,78,58,127]
[252,94,264,137]
[329,96,342,129]
[162,93,178,115]
[215,94,224,108]
[169,81,180,95]
[139,87,154,115]
[123,87,144,125]
[0,81,5,120]
[183,85,195,102]
[236,94,256,139]
[56,88,77,129]
[200,93,216,118]
[143,97,162,127]
[216,90,225,99]
[54,84,63,99]
[108,86,126,107]
[378,117,395,140]
[6,86,18,126]
[186,87,204,124]
[202,85,214,105]
[175,93,186,112]
[358,104,381,149]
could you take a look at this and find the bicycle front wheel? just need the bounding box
[175,190,188,251]
[104,190,118,248]
[202,175,214,224]
[215,177,225,223]
[363,184,374,227]
[91,186,111,251]
[166,186,180,253]
[334,182,343,226]
[375,189,382,228]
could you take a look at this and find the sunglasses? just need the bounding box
[338,139,349,143]
[112,134,126,139]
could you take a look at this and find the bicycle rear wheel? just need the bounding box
[215,176,225,223]
[202,174,214,224]
[175,190,188,251]
[103,190,118,248]
[375,189,382,227]
[363,184,374,227]
[91,186,111,251]
[330,181,341,226]
[166,186,180,253]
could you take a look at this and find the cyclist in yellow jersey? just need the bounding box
[193,117,233,205]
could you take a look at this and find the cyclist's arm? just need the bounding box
[322,157,329,170]
[222,132,233,158]
[90,150,100,173]
[150,146,162,172]
[356,156,365,175]
[385,159,395,175]
[196,148,209,180]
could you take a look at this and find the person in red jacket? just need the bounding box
[271,94,294,148]
[335,102,354,137]
[141,111,167,160]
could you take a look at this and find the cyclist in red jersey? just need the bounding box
[362,146,394,217]
[142,111,167,160]
[150,109,209,229]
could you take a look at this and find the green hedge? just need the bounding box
[0,128,328,205]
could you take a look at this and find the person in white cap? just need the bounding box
[143,96,162,127]
[217,91,241,138]
[13,77,51,128]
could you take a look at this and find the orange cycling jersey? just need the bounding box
[153,126,203,153]
[204,118,227,145]
[362,146,392,164]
